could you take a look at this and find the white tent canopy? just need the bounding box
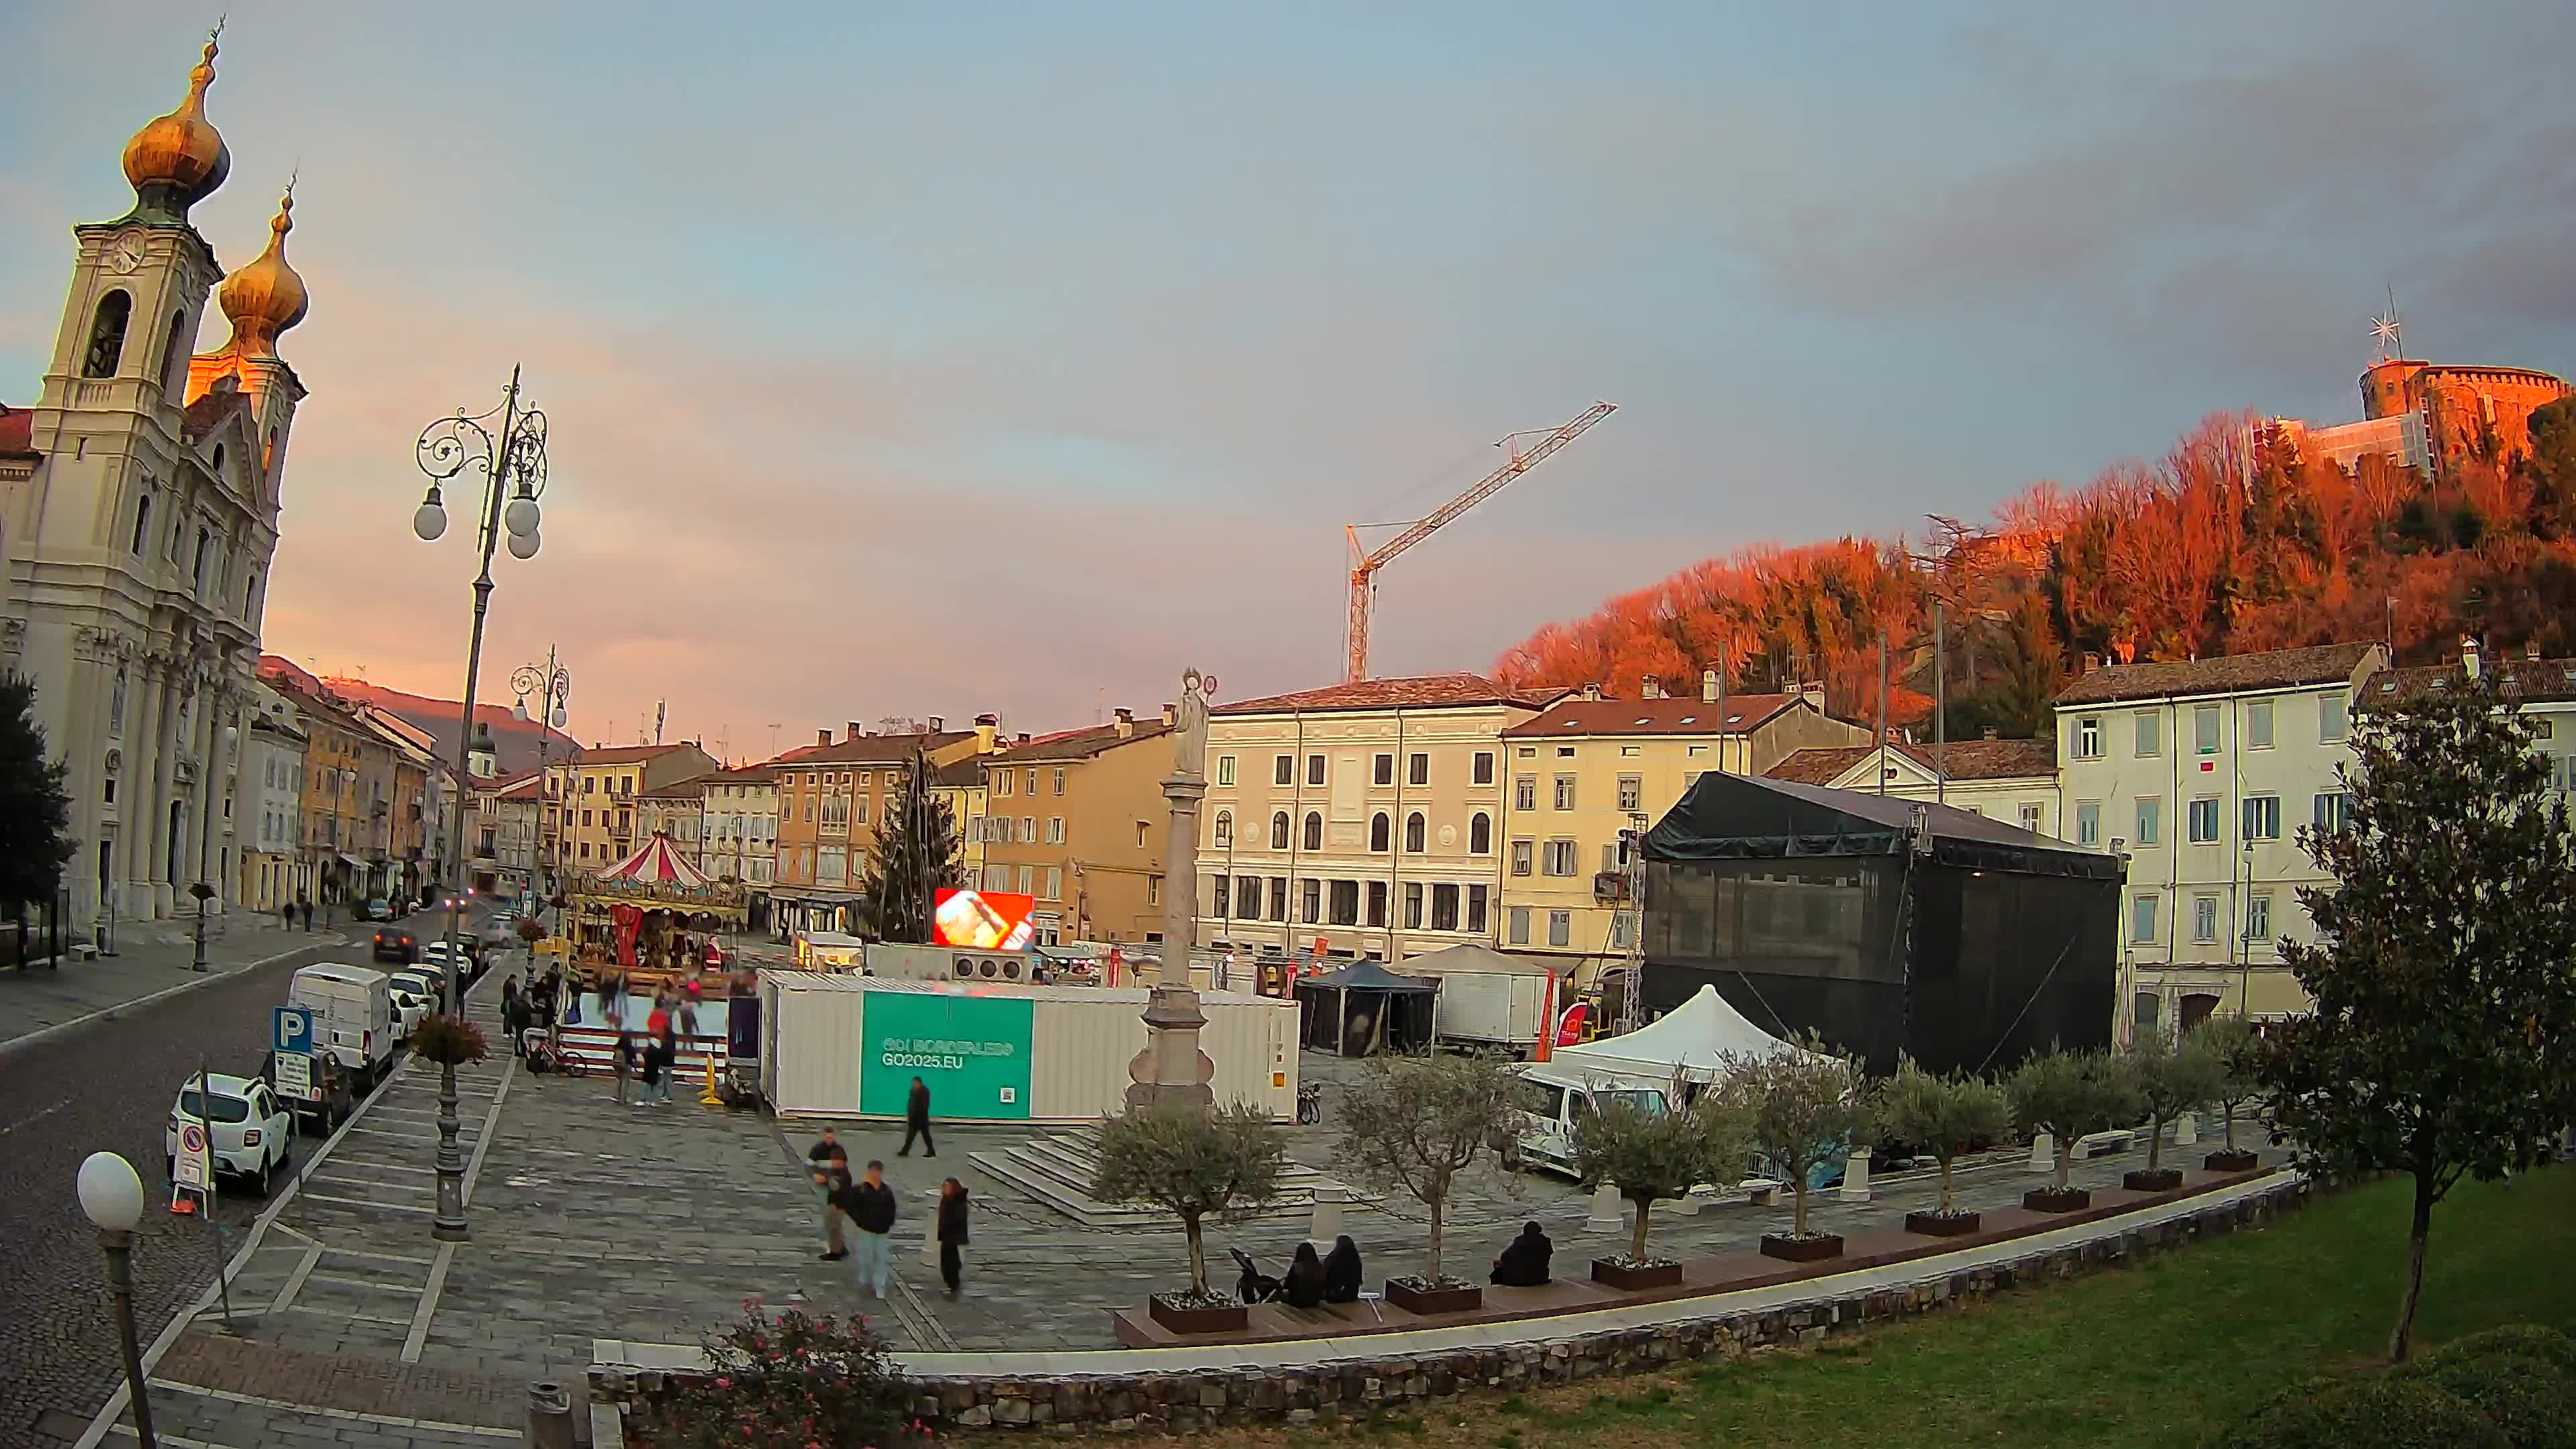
[1552,984,1828,1082]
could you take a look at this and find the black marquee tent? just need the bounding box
[1294,961,1438,1056]
[1639,772,2123,1075]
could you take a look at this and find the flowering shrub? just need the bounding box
[409,1014,489,1067]
[627,1297,924,1448]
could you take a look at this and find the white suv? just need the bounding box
[165,1073,294,1195]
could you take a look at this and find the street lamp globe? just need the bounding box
[512,696,530,722]
[77,1151,144,1232]
[413,489,449,542]
[502,492,541,539]
[506,529,540,561]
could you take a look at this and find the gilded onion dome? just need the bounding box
[218,186,309,355]
[121,34,231,219]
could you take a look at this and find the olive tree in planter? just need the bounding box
[1719,1034,1875,1262]
[1572,1075,1750,1291]
[1332,1050,1521,1315]
[2195,1016,2265,1172]
[1091,1103,1287,1334]
[2004,1047,2143,1212]
[1880,1057,2012,1236]
[2121,1030,2225,1191]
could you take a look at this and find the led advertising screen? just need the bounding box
[933,888,1037,951]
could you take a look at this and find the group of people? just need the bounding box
[498,967,566,1057]
[276,897,319,930]
[805,1117,972,1298]
[1242,1220,1554,1308]
[606,979,703,1106]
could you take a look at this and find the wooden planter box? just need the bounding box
[2123,1167,2184,1192]
[1760,1232,1845,1263]
[2204,1148,2260,1173]
[2023,1187,2092,1214]
[1147,1294,1248,1336]
[1591,1257,1685,1291]
[1383,1277,1483,1316]
[1904,1210,1981,1237]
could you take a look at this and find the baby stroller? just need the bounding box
[1295,1081,1323,1125]
[1228,1247,1282,1304]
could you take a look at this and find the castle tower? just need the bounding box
[1,32,312,927]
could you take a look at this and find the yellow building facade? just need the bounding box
[976,710,1173,947]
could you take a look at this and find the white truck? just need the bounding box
[1430,970,1554,1053]
[289,964,396,1087]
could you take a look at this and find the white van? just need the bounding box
[1507,1064,1671,1176]
[290,964,396,1085]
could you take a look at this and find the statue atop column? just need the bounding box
[1127,667,1220,1111]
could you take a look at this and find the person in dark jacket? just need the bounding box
[1282,1242,1327,1309]
[901,1076,935,1157]
[808,1128,850,1260]
[1491,1222,1552,1287]
[1322,1235,1362,1304]
[835,1161,899,1296]
[936,1177,971,1297]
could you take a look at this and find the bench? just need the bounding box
[1741,1177,1784,1206]
[2076,1130,2134,1157]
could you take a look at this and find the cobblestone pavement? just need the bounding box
[0,925,352,1449]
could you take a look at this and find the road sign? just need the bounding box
[175,1121,210,1190]
[274,1051,313,1101]
[274,1006,316,1056]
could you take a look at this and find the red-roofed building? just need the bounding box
[770,717,994,935]
[544,741,718,880]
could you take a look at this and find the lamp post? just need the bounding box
[77,1150,156,1449]
[412,368,549,1242]
[512,649,571,921]
[188,880,215,972]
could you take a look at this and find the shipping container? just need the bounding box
[758,972,1297,1122]
[1431,971,1554,1050]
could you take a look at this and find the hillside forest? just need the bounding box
[1491,398,2576,742]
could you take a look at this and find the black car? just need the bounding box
[261,1049,354,1135]
[372,926,420,965]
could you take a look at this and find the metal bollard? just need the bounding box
[525,1380,574,1449]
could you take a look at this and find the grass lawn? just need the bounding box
[1186,1166,2573,1449]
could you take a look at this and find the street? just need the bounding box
[0,904,496,1449]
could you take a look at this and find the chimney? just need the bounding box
[1015,732,1031,746]
[849,720,865,741]
[928,715,945,733]
[1701,668,1719,704]
[1983,727,1999,741]
[974,713,998,753]
[2082,652,2101,674]
[1581,682,1603,701]
[2462,635,2481,680]
[1160,702,1176,727]
[1642,677,1664,700]
[1114,707,1136,739]
[2524,641,2541,663]
[816,728,832,747]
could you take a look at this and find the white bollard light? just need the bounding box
[2028,1132,2054,1173]
[1837,1147,1872,1202]
[1586,1181,1625,1233]
[1307,1184,1346,1247]
[2175,1112,2198,1147]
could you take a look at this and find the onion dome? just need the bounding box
[218,186,309,355]
[120,35,231,220]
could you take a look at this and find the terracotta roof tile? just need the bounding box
[771,731,972,766]
[0,403,36,459]
[180,387,250,443]
[1501,693,1805,739]
[989,720,1172,762]
[1216,673,1560,716]
[569,743,699,766]
[2371,655,2576,706]
[932,759,986,788]
[1765,737,2056,786]
[2051,642,2381,707]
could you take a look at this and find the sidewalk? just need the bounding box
[0,913,352,1054]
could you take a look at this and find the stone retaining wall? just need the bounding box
[594,1177,2308,1436]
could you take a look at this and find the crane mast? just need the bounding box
[1345,400,1617,684]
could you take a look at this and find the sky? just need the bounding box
[7,1,2575,761]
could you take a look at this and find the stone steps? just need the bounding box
[970,1132,1367,1229]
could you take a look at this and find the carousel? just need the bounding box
[566,831,749,994]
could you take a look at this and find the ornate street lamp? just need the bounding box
[411,368,548,1242]
[512,649,571,912]
[78,1151,156,1448]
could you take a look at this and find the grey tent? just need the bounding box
[1295,961,1437,1056]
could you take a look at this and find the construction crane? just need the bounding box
[1344,400,1617,683]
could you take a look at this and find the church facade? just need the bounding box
[0,33,314,927]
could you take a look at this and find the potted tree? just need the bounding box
[1333,1051,1521,1315]
[1880,1057,2012,1236]
[2004,1047,2143,1212]
[2196,1016,2265,1172]
[1573,1075,1748,1291]
[1720,1034,1875,1262]
[1091,1103,1287,1334]
[2122,1030,2223,1191]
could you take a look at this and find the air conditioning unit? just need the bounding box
[948,951,1027,981]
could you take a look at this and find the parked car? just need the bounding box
[363,898,393,922]
[166,1072,294,1195]
[289,963,396,1085]
[372,926,420,965]
[260,1049,353,1135]
[385,974,433,1035]
[421,936,483,982]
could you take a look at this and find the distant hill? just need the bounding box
[258,655,578,776]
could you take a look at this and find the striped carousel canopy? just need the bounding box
[593,831,713,890]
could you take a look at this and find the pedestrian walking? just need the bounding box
[501,976,526,1057]
[299,897,313,931]
[808,1128,851,1260]
[901,1075,936,1157]
[838,1160,899,1296]
[613,1029,635,1105]
[279,900,293,930]
[936,1177,970,1298]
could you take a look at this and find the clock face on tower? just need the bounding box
[108,234,146,276]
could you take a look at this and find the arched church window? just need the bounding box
[193,525,211,594]
[211,444,225,476]
[83,291,131,378]
[129,493,152,555]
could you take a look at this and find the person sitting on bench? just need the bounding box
[1322,1235,1362,1304]
[1283,1241,1328,1309]
[1490,1221,1552,1287]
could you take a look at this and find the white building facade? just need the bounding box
[2051,642,2387,1041]
[237,702,304,912]
[1766,736,2064,840]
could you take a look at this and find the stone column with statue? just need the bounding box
[1127,668,1220,1112]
